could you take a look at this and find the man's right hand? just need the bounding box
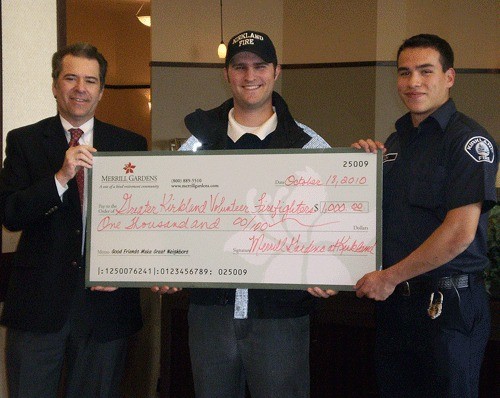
[56,144,96,186]
[151,286,182,295]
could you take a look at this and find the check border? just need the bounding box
[86,148,382,290]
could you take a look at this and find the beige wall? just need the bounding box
[282,0,499,143]
[283,67,500,147]
[285,0,498,68]
[1,0,57,251]
[376,0,408,60]
[452,73,500,141]
[152,0,499,148]
[283,0,378,63]
[404,0,498,69]
[98,88,151,144]
[1,1,58,393]
[67,0,150,84]
[67,0,152,145]
[151,0,285,147]
[281,67,378,146]
[1,0,57,160]
[152,0,284,63]
[151,67,231,147]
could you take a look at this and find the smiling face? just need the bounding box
[224,51,280,120]
[52,54,104,126]
[397,47,455,126]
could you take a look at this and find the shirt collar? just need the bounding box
[227,107,278,142]
[60,116,94,145]
[428,98,456,131]
[395,98,456,133]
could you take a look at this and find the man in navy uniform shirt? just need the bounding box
[351,34,498,397]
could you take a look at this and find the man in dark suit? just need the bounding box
[0,42,146,397]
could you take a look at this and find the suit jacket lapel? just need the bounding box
[42,116,81,213]
[93,119,113,151]
[42,116,68,173]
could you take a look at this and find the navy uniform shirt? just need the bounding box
[383,99,498,276]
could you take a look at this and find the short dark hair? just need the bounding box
[52,42,107,89]
[397,34,454,72]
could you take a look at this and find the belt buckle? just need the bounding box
[401,281,410,296]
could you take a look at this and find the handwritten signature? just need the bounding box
[248,234,375,255]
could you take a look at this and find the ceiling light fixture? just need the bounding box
[136,3,151,27]
[217,0,227,59]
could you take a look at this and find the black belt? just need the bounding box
[395,274,479,296]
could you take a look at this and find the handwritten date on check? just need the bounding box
[86,149,382,290]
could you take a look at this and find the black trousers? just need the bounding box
[375,278,490,398]
[5,319,129,398]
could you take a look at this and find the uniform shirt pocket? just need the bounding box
[408,166,446,209]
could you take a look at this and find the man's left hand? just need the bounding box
[354,270,396,301]
[91,286,118,292]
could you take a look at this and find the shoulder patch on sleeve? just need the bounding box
[464,136,495,163]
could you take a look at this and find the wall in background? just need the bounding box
[152,0,499,148]
[1,2,57,394]
[281,67,379,146]
[152,0,283,64]
[66,0,151,145]
[283,0,378,63]
[283,0,498,68]
[1,1,57,252]
[151,0,284,149]
[403,0,498,69]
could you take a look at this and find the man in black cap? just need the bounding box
[153,30,332,397]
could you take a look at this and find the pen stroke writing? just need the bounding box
[233,214,339,232]
[96,216,221,231]
[248,234,375,255]
[114,192,322,218]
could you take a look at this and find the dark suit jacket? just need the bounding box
[0,116,146,341]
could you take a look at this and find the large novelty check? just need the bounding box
[86,149,382,290]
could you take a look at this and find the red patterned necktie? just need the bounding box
[68,128,84,207]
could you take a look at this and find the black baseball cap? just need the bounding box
[225,30,278,67]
